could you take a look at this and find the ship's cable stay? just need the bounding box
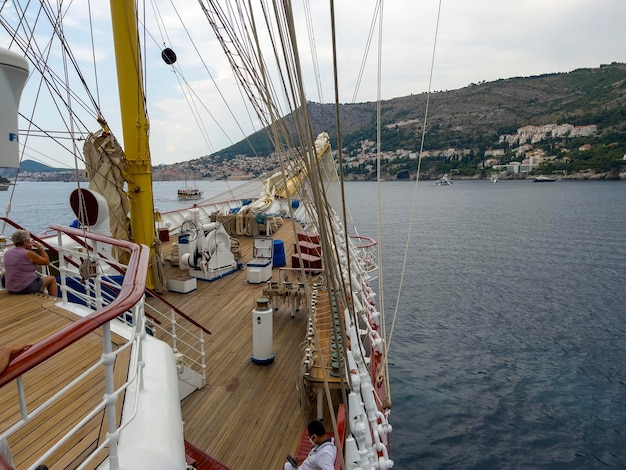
[0,1,100,231]
[297,8,390,464]
[0,1,131,216]
[198,0,321,222]
[197,0,354,458]
[286,5,377,465]
[383,0,444,394]
[146,0,262,154]
[0,1,103,125]
[351,0,383,103]
[373,0,391,406]
[193,2,394,463]
[2,0,230,188]
[1,1,148,270]
[306,9,360,452]
[302,0,327,127]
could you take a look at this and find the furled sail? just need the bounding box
[83,128,131,261]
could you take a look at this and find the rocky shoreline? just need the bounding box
[350,170,626,182]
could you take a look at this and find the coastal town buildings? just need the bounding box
[8,122,602,182]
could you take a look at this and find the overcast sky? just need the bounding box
[6,0,626,167]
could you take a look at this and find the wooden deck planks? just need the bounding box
[0,292,132,470]
[155,219,324,469]
[1,216,343,470]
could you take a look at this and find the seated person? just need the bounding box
[4,230,58,296]
[285,419,336,470]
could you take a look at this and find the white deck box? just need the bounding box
[247,237,273,284]
[246,259,272,284]
[167,276,197,294]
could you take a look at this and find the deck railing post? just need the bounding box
[57,231,69,304]
[101,322,120,470]
[134,300,146,391]
[16,377,27,420]
[170,308,177,353]
[199,330,206,386]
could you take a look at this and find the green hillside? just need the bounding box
[201,62,626,179]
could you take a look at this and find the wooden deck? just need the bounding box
[0,291,130,470]
[156,218,341,469]
[0,217,344,470]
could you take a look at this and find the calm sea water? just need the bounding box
[2,179,625,469]
[345,179,626,469]
[0,180,244,235]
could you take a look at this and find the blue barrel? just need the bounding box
[272,239,286,267]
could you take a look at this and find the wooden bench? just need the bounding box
[291,253,322,270]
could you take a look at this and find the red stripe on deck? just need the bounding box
[184,440,230,470]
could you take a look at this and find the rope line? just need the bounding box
[384,0,443,374]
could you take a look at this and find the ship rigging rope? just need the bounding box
[197,1,355,455]
[271,0,349,453]
[374,0,391,405]
[302,0,327,124]
[383,0,443,381]
[0,0,131,200]
[1,1,103,121]
[150,0,245,153]
[0,0,101,235]
[351,0,382,103]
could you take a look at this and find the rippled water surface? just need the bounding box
[345,179,626,469]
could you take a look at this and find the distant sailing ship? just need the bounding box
[177,187,203,200]
[177,174,203,200]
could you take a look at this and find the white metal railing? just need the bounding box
[56,229,208,388]
[143,298,207,388]
[351,234,379,277]
[0,225,150,470]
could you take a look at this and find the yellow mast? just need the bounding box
[109,0,157,288]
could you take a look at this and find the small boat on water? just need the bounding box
[178,175,204,200]
[177,187,203,200]
[434,174,453,186]
[0,184,9,191]
[0,1,394,469]
[533,175,557,182]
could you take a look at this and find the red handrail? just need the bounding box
[146,288,212,336]
[1,217,208,336]
[350,234,377,249]
[0,457,11,470]
[0,224,149,387]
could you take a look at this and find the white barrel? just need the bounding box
[251,297,274,364]
[0,48,29,168]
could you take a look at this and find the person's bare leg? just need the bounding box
[42,276,58,297]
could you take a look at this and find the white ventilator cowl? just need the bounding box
[0,47,29,169]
